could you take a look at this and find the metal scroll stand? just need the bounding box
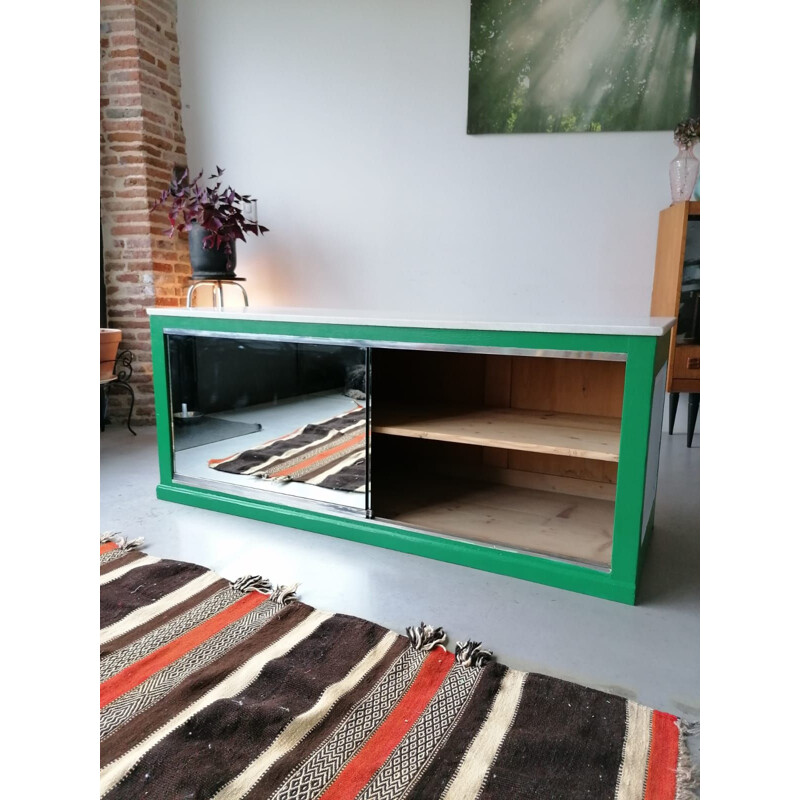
[100,350,136,435]
[186,277,249,308]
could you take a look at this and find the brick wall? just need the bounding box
[100,0,190,425]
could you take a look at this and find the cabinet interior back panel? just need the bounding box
[506,451,618,485]
[485,448,619,484]
[372,349,486,406]
[503,356,625,418]
[374,350,624,416]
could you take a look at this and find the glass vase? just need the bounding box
[669,143,699,204]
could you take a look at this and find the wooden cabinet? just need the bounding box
[650,200,700,445]
[147,309,674,604]
[672,344,700,381]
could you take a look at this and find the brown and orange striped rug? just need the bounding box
[208,405,366,492]
[99,535,698,799]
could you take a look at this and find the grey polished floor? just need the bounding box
[100,422,700,760]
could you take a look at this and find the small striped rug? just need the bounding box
[208,405,366,493]
[99,535,698,799]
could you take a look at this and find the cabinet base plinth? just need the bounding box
[157,482,638,605]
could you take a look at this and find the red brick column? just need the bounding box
[100,0,191,425]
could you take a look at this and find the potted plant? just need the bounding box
[152,167,269,278]
[669,118,700,204]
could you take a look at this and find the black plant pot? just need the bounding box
[188,223,237,278]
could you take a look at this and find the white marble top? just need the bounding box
[147,306,675,336]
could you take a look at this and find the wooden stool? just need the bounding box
[186,277,248,308]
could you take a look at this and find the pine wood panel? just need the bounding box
[483,355,512,467]
[508,357,626,418]
[377,474,614,567]
[507,450,618,484]
[373,405,621,461]
[484,355,512,406]
[476,465,616,500]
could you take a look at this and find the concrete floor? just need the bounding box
[100,422,700,765]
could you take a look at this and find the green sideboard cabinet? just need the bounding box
[148,308,674,604]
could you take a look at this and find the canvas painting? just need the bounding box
[467,0,700,134]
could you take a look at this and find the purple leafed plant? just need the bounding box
[151,166,268,253]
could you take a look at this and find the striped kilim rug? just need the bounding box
[208,405,366,492]
[99,535,698,799]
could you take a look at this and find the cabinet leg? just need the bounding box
[668,392,680,435]
[687,393,699,447]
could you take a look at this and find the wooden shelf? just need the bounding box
[376,474,613,568]
[373,405,620,462]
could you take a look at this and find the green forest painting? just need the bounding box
[467,0,700,134]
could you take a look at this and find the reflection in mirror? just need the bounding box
[167,334,368,511]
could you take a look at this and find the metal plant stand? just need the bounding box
[186,277,248,308]
[100,349,136,435]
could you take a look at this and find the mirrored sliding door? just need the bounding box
[166,332,369,512]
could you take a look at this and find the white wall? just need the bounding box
[177,0,687,318]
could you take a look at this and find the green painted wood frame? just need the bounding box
[150,314,670,604]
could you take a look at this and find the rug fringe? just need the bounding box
[100,532,144,551]
[406,622,447,651]
[674,718,700,800]
[454,640,494,668]
[233,575,273,595]
[273,583,300,605]
[118,536,144,551]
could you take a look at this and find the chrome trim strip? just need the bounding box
[162,329,626,362]
[172,475,367,518]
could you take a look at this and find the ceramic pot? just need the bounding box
[188,223,237,278]
[100,328,122,380]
